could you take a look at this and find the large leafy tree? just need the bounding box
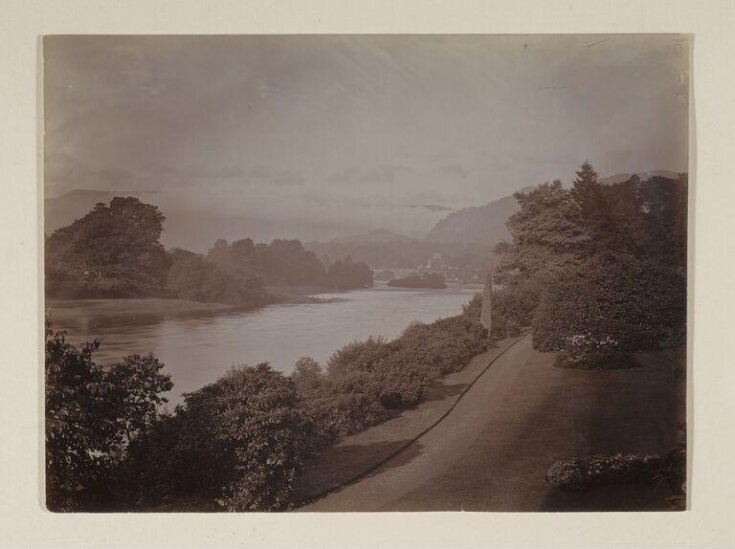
[166,247,270,309]
[45,325,172,510]
[125,364,310,511]
[493,162,687,366]
[46,197,171,297]
[493,180,585,326]
[499,180,586,279]
[325,256,373,290]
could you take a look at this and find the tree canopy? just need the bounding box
[493,162,687,366]
[46,197,171,298]
[45,325,172,510]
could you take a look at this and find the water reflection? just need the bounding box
[49,284,481,405]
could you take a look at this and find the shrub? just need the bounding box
[125,364,311,511]
[461,293,482,322]
[45,326,172,511]
[387,272,447,289]
[45,198,172,298]
[492,278,543,327]
[653,425,687,509]
[553,348,640,370]
[295,302,489,439]
[546,454,664,491]
[532,254,686,365]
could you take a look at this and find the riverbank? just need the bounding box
[45,287,348,326]
[294,332,527,505]
[265,285,350,304]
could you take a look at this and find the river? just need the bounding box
[50,283,482,405]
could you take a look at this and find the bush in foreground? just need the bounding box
[545,453,664,492]
[45,326,172,511]
[48,294,491,511]
[293,297,489,440]
[532,254,685,367]
[125,364,311,511]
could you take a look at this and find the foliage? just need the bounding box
[292,299,489,440]
[125,364,310,511]
[306,238,497,274]
[491,274,548,328]
[493,162,687,367]
[653,425,687,509]
[387,272,447,289]
[531,254,686,360]
[208,238,328,287]
[325,256,374,290]
[545,453,664,491]
[45,325,172,511]
[461,293,483,322]
[166,248,271,309]
[497,180,585,281]
[46,197,172,298]
[206,238,372,292]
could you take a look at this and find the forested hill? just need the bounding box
[424,191,523,246]
[424,171,684,246]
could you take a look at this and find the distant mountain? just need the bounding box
[599,171,682,185]
[424,189,532,246]
[328,229,418,245]
[409,204,454,213]
[424,171,684,246]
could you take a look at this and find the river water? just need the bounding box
[51,284,481,405]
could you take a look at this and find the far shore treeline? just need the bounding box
[44,162,687,512]
[45,197,374,307]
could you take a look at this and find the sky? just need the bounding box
[44,34,689,243]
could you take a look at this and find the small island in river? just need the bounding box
[387,272,447,289]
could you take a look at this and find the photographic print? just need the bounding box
[43,34,688,512]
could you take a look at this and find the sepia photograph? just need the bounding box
[43,34,688,513]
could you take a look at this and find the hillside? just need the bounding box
[599,170,681,185]
[424,171,683,246]
[328,229,417,245]
[424,190,527,246]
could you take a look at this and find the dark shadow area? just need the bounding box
[422,382,469,402]
[376,345,684,512]
[294,439,422,503]
[541,483,676,512]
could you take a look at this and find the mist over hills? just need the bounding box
[424,189,529,246]
[45,170,683,258]
[423,171,684,246]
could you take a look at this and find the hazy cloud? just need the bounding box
[44,35,688,241]
[437,163,468,179]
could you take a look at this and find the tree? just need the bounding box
[45,325,172,510]
[125,364,311,511]
[494,162,687,367]
[166,247,270,309]
[502,180,585,279]
[166,249,207,300]
[325,256,373,290]
[492,180,585,327]
[291,357,324,394]
[531,254,686,367]
[45,197,171,298]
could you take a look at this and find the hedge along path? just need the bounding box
[294,330,531,508]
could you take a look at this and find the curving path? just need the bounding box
[301,335,683,511]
